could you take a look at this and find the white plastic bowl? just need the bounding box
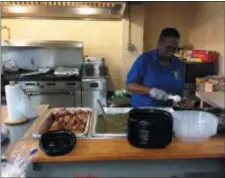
[172,110,219,143]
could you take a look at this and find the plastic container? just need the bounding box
[128,108,173,149]
[172,110,219,143]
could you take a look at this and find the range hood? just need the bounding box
[1,1,127,20]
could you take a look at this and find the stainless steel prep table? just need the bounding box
[196,92,225,109]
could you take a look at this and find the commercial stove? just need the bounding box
[17,71,82,108]
[2,40,88,108]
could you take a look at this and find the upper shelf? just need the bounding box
[0,2,127,20]
[1,40,83,48]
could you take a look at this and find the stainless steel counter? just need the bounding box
[1,107,225,178]
[1,119,36,156]
[196,92,225,109]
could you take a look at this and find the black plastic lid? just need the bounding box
[39,130,76,156]
[129,108,172,120]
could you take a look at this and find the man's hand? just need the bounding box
[149,88,168,101]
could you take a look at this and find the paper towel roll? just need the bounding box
[5,83,38,123]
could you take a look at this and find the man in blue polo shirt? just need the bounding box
[126,28,184,107]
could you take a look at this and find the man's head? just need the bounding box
[157,27,180,59]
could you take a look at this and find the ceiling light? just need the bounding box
[76,7,98,15]
[9,6,25,13]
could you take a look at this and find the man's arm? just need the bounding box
[126,83,151,94]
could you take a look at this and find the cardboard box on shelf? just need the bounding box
[196,77,206,92]
[186,57,202,63]
[195,77,206,84]
[195,76,225,92]
[205,82,225,92]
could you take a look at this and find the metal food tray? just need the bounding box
[92,107,132,138]
[32,107,93,139]
[92,107,174,138]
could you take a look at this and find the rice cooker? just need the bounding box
[127,108,173,149]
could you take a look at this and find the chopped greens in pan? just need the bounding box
[96,114,128,133]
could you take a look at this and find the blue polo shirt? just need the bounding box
[126,49,184,107]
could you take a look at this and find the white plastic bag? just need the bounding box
[1,144,38,178]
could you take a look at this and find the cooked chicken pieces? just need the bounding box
[50,108,91,133]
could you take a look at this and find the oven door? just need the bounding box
[28,91,75,108]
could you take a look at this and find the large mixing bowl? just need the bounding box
[172,110,219,143]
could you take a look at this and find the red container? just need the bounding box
[192,50,218,62]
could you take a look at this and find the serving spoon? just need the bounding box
[97,99,108,120]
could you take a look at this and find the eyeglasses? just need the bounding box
[164,45,180,53]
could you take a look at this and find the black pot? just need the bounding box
[127,108,173,149]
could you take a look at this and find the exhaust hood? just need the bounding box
[1,1,127,20]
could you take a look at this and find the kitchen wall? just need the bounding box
[188,2,225,75]
[1,19,123,88]
[144,2,196,50]
[144,2,225,76]
[121,4,145,88]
